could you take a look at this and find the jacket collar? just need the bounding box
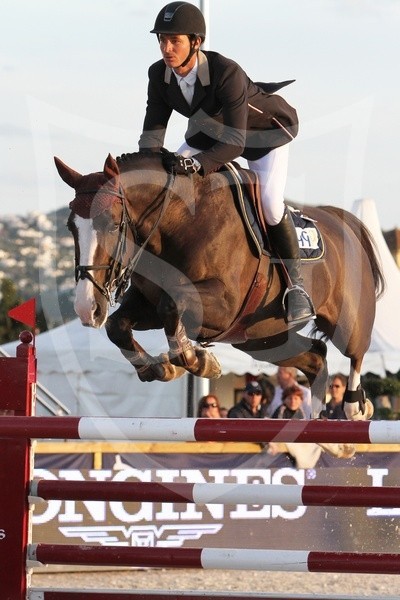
[164,51,210,86]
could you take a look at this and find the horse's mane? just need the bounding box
[116,151,163,173]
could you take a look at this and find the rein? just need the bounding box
[120,173,176,285]
[74,174,176,305]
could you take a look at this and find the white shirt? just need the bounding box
[173,60,198,105]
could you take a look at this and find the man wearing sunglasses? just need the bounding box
[227,381,268,418]
[324,373,347,419]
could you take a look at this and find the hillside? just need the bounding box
[0,207,76,326]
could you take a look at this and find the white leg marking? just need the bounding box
[345,366,366,420]
[347,367,360,391]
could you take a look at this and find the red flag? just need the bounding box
[8,298,36,329]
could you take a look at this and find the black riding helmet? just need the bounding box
[151,2,206,68]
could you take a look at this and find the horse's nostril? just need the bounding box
[93,304,102,319]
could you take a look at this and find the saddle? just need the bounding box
[205,164,324,343]
[221,162,325,261]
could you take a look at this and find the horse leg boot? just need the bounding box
[167,322,199,371]
[268,207,316,325]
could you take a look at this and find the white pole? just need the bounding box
[199,0,210,50]
[193,0,210,407]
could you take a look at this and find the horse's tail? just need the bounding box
[321,205,386,300]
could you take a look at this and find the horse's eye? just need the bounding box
[108,223,119,234]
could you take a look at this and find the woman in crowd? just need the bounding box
[271,384,307,419]
[197,394,222,418]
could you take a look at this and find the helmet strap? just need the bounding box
[177,36,199,69]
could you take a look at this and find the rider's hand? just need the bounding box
[161,151,202,176]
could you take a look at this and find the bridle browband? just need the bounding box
[72,172,176,305]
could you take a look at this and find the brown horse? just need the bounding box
[55,151,384,421]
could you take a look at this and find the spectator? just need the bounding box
[219,406,228,418]
[323,373,347,419]
[266,366,312,418]
[258,376,275,411]
[228,381,268,418]
[197,394,221,418]
[271,384,307,419]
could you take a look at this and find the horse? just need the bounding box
[55,151,385,423]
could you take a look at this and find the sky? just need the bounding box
[1,0,400,229]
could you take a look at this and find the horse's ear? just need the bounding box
[54,157,82,189]
[103,154,120,180]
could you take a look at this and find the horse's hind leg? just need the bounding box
[342,357,374,420]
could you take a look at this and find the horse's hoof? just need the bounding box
[191,347,222,379]
[364,398,374,419]
[136,354,187,382]
[136,363,165,382]
[169,347,199,372]
[156,354,187,381]
[345,398,374,421]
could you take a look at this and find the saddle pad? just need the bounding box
[290,209,325,261]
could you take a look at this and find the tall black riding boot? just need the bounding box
[268,207,316,325]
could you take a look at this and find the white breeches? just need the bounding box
[247,144,289,225]
[177,142,289,226]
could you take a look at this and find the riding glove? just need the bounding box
[161,152,202,176]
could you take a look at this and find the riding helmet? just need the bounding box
[151,2,206,41]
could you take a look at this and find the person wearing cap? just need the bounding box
[138,1,315,326]
[227,381,268,418]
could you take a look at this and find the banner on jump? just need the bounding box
[32,451,400,553]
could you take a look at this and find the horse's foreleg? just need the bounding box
[105,313,186,382]
[158,290,221,379]
[342,360,374,420]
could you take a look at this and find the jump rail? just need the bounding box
[28,545,400,574]
[1,333,400,600]
[30,479,400,508]
[1,415,400,443]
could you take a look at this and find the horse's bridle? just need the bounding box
[72,185,136,305]
[72,173,175,306]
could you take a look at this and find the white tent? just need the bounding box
[2,316,276,417]
[3,198,400,415]
[324,198,400,377]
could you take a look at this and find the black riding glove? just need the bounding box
[161,151,201,176]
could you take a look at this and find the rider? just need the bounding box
[138,1,315,325]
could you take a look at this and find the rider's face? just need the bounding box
[159,34,199,74]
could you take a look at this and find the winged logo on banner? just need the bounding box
[59,523,223,547]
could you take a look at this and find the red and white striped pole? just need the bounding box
[1,416,400,443]
[31,479,400,508]
[29,544,400,575]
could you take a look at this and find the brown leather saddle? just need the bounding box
[221,162,325,261]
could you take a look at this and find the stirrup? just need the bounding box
[282,286,316,325]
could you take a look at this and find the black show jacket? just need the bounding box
[139,50,299,175]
